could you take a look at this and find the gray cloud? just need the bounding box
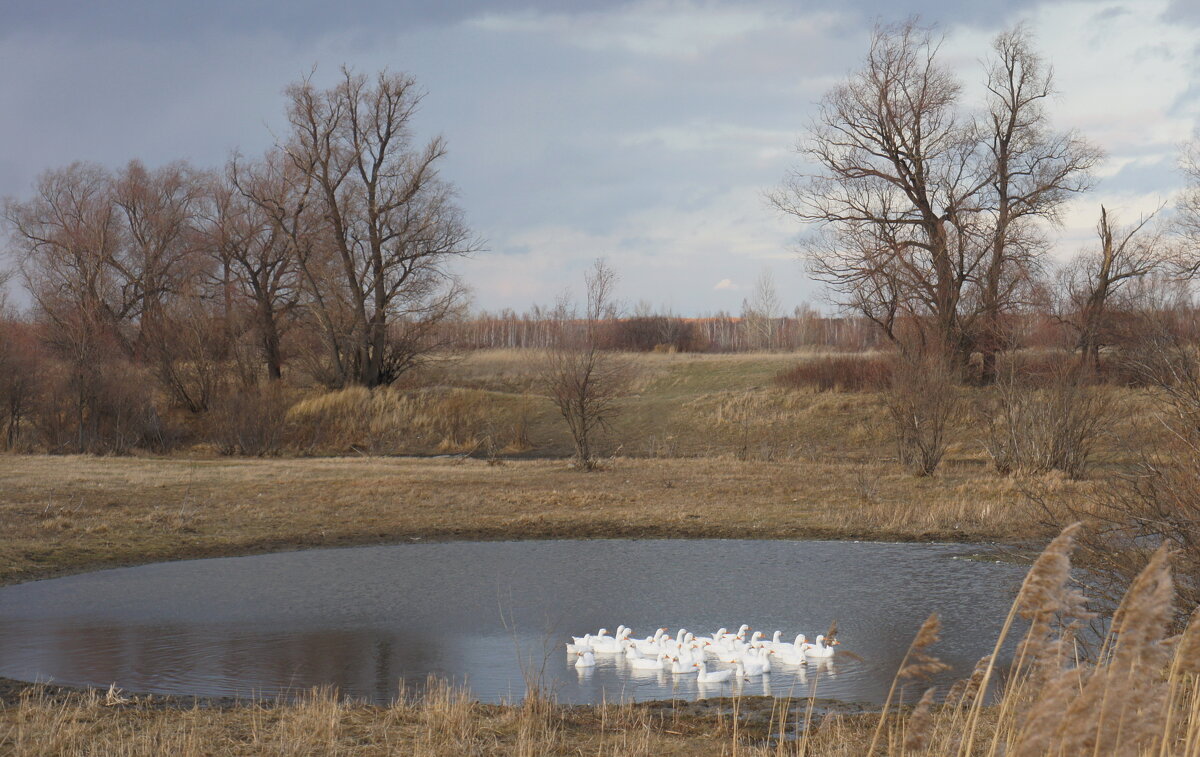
[2,0,1197,314]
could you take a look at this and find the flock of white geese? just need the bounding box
[567,624,839,684]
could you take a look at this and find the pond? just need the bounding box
[0,539,1026,705]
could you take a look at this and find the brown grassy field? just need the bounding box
[0,454,1085,586]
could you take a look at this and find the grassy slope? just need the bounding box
[0,350,1132,585]
[0,454,1074,586]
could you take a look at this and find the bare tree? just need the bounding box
[540,259,633,471]
[205,163,301,381]
[1175,136,1200,273]
[976,26,1101,382]
[110,160,217,411]
[741,269,782,350]
[279,68,480,387]
[0,273,39,450]
[1059,206,1163,370]
[772,20,987,362]
[774,23,1099,374]
[5,164,131,353]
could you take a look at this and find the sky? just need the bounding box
[1,0,1198,316]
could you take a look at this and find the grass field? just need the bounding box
[0,454,1085,586]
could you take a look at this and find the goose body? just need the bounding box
[592,627,629,654]
[566,634,593,655]
[775,634,808,666]
[694,660,733,683]
[630,652,668,671]
[574,651,596,668]
[804,635,839,658]
[741,648,772,676]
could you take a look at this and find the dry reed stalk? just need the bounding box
[867,613,947,755]
[902,686,937,752]
[960,522,1083,757]
[1055,545,1174,757]
[1162,608,1200,757]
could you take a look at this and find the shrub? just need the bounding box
[980,366,1109,478]
[207,385,292,456]
[774,355,891,392]
[34,358,172,454]
[886,352,957,476]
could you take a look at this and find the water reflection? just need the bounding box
[0,540,1024,704]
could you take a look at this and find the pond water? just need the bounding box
[0,539,1026,705]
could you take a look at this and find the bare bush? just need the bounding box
[35,357,169,455]
[0,319,40,450]
[1043,330,1200,625]
[539,260,633,470]
[774,354,891,392]
[980,365,1108,478]
[886,351,958,476]
[207,385,291,456]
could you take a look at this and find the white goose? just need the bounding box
[775,634,808,666]
[694,660,733,683]
[804,635,839,658]
[592,627,629,654]
[566,634,593,655]
[632,628,670,656]
[741,647,773,676]
[669,656,693,674]
[574,650,596,668]
[630,652,669,671]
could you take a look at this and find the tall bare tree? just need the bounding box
[1176,136,1200,273]
[772,20,987,362]
[206,164,301,381]
[111,160,215,410]
[541,259,632,471]
[774,22,1099,373]
[741,269,782,350]
[6,164,130,353]
[280,68,479,387]
[1059,206,1163,369]
[976,26,1101,382]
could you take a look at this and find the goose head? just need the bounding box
[597,628,609,638]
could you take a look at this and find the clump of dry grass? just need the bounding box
[287,386,526,455]
[1,679,740,756]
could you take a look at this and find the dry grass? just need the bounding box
[0,680,753,756]
[0,454,1089,586]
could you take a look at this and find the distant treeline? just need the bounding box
[441,308,884,352]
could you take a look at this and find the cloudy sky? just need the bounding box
[2,0,1198,315]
